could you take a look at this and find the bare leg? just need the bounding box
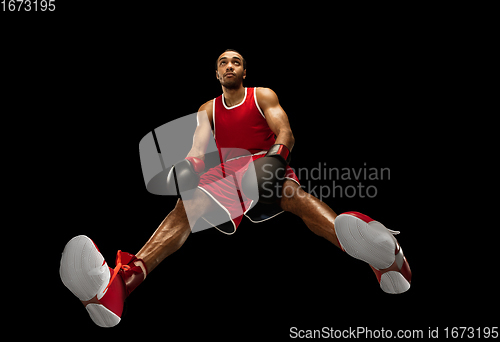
[278,180,341,249]
[279,180,412,293]
[136,189,217,273]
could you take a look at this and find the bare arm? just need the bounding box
[256,87,295,151]
[186,100,214,162]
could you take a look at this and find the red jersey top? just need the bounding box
[213,87,275,162]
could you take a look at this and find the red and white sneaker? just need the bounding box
[59,235,148,327]
[334,212,412,294]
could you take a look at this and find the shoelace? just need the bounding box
[104,250,130,292]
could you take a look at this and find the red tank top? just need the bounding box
[213,87,275,162]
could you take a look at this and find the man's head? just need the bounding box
[215,49,246,90]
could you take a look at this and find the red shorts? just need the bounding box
[197,152,300,234]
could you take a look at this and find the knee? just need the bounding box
[181,188,214,222]
[279,181,308,213]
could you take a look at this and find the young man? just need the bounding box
[60,49,412,327]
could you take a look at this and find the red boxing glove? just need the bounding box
[185,156,205,174]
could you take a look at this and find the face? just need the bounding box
[216,51,246,89]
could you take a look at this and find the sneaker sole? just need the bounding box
[60,235,121,327]
[334,212,411,294]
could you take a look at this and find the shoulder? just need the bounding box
[198,99,214,124]
[198,99,214,114]
[255,87,279,109]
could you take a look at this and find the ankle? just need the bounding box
[118,252,148,296]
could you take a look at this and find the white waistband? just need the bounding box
[225,150,267,162]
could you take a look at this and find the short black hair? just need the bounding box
[215,49,247,70]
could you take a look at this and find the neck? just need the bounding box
[222,85,245,107]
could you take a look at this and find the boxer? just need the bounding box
[60,49,411,327]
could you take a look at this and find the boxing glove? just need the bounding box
[166,157,205,197]
[241,144,291,204]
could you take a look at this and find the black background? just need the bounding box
[3,5,494,340]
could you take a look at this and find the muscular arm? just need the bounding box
[256,87,295,151]
[186,100,213,162]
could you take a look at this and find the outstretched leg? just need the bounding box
[278,180,342,249]
[278,180,411,294]
[60,188,219,327]
[136,188,218,273]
